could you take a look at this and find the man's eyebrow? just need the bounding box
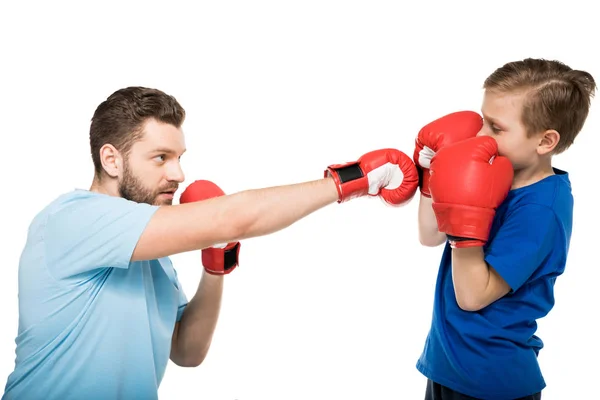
[149,148,187,154]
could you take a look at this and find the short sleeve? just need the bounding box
[484,204,559,293]
[44,192,159,280]
[176,297,187,321]
[174,270,188,322]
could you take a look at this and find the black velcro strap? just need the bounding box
[333,163,363,183]
[223,242,240,271]
[446,234,477,242]
[416,166,424,189]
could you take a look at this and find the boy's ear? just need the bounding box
[537,129,560,155]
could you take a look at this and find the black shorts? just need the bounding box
[425,379,542,400]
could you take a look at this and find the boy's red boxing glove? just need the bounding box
[428,136,514,248]
[413,111,483,197]
[179,180,241,275]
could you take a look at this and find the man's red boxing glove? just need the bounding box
[429,136,514,248]
[325,148,419,206]
[179,180,241,275]
[413,111,483,197]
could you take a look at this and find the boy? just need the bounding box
[412,58,596,399]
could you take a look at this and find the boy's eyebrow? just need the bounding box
[482,113,506,127]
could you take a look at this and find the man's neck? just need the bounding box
[89,176,119,197]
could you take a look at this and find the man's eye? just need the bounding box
[154,155,165,162]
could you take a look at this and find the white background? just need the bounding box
[1,1,598,399]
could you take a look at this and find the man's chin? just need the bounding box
[155,192,176,206]
[154,198,173,206]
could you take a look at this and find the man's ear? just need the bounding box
[99,144,122,178]
[537,129,560,156]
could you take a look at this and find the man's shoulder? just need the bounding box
[29,190,89,224]
[31,189,157,236]
[46,189,155,217]
[38,189,110,213]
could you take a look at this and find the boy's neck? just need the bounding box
[511,158,555,190]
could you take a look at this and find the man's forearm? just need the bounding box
[171,272,224,367]
[451,247,510,311]
[237,177,339,239]
[133,177,339,261]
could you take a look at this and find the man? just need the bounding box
[2,86,419,399]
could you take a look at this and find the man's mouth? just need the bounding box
[159,188,178,197]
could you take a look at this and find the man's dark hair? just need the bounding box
[89,86,186,176]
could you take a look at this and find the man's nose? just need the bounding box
[167,162,185,183]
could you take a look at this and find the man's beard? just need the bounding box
[118,162,178,206]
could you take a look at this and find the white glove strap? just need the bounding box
[418,146,436,168]
[366,162,405,195]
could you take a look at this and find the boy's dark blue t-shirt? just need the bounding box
[417,168,573,399]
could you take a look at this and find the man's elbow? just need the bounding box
[170,340,212,368]
[172,351,208,368]
[223,200,254,243]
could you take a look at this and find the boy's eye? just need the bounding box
[484,119,501,133]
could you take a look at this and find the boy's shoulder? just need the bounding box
[493,168,574,243]
[506,168,573,215]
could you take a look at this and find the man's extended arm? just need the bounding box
[132,147,420,262]
[132,177,339,261]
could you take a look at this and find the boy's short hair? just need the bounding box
[483,58,596,154]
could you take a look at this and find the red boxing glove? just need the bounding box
[429,136,514,248]
[179,180,241,275]
[413,111,483,197]
[325,148,419,206]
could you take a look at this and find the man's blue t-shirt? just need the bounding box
[2,190,188,400]
[417,168,573,399]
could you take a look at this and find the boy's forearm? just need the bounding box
[171,272,224,367]
[417,195,447,247]
[451,247,510,311]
